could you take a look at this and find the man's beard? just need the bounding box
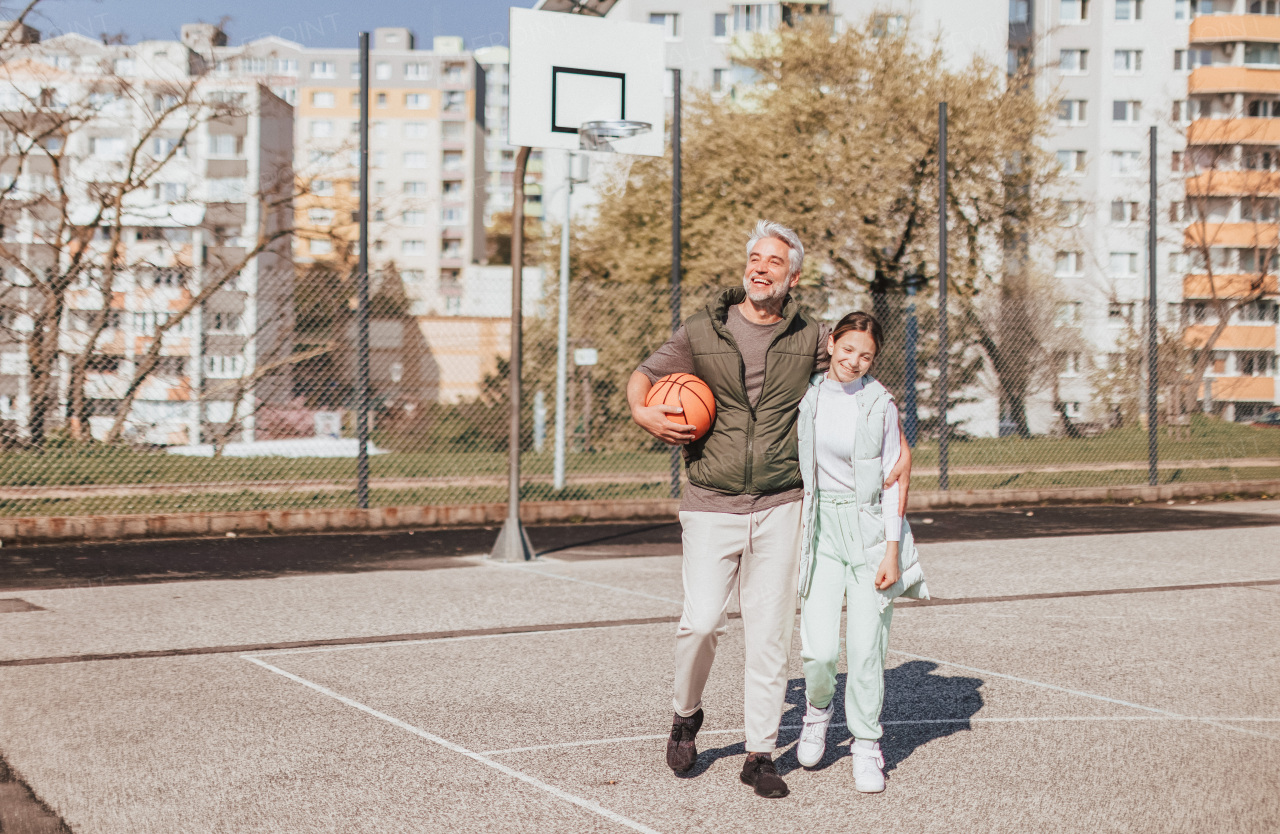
[743,275,790,304]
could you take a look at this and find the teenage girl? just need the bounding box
[793,311,929,792]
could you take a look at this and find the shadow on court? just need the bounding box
[770,662,984,775]
[679,661,984,778]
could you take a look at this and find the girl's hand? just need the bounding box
[875,542,901,590]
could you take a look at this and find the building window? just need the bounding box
[1060,352,1082,376]
[870,13,906,36]
[1109,252,1139,276]
[90,136,126,159]
[401,240,426,255]
[311,91,335,108]
[1059,200,1085,225]
[442,121,465,141]
[1238,351,1277,376]
[443,91,465,113]
[1060,0,1089,22]
[375,93,387,108]
[1112,100,1141,123]
[650,13,680,39]
[1111,200,1140,223]
[310,238,332,256]
[713,12,729,38]
[1113,50,1142,73]
[1055,251,1084,276]
[1245,43,1280,65]
[405,122,429,139]
[375,62,392,80]
[712,69,727,93]
[733,4,782,34]
[1010,0,1030,23]
[1175,0,1189,18]
[1110,150,1142,175]
[1174,49,1211,70]
[404,152,428,168]
[1108,302,1135,324]
[1115,0,1142,19]
[401,210,426,225]
[1248,99,1280,117]
[1059,49,1088,73]
[273,59,298,75]
[1057,99,1087,124]
[444,63,467,85]
[442,151,464,172]
[349,61,361,79]
[209,312,241,332]
[313,180,334,196]
[404,62,431,80]
[403,181,427,196]
[308,208,335,225]
[405,93,430,109]
[442,207,466,226]
[308,120,333,139]
[1057,149,1086,173]
[311,61,336,78]
[1056,301,1083,325]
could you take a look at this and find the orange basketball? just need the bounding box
[645,373,716,440]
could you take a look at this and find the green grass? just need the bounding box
[2,414,1278,517]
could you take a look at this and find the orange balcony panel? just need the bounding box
[1184,324,1276,350]
[1187,118,1280,146]
[1189,66,1280,95]
[1190,15,1280,44]
[1183,222,1280,248]
[1183,273,1279,298]
[1205,376,1276,401]
[1186,170,1280,196]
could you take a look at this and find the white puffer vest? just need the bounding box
[796,374,930,610]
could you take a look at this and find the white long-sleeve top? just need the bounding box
[814,375,903,542]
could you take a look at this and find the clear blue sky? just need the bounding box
[23,0,538,49]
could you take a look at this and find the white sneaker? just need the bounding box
[852,742,886,793]
[795,702,833,767]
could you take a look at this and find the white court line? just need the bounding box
[254,619,680,659]
[496,563,682,606]
[891,650,1280,742]
[241,655,661,834]
[480,716,1280,756]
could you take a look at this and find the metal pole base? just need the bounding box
[489,516,536,562]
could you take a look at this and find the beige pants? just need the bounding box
[673,501,802,753]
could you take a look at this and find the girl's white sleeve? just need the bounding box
[880,400,903,542]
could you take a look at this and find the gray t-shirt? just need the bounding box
[638,304,830,514]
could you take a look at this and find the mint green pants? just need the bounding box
[800,492,893,741]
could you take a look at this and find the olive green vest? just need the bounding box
[683,287,820,495]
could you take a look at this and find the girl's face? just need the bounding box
[828,329,877,383]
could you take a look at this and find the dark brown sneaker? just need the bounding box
[740,753,789,798]
[665,709,704,773]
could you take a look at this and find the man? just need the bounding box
[628,220,911,798]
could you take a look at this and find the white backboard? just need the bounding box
[508,8,666,157]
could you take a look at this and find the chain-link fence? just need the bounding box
[2,263,1279,521]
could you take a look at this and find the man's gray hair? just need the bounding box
[746,220,804,279]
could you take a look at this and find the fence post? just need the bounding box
[903,272,920,448]
[355,32,371,510]
[937,102,950,491]
[1147,125,1159,487]
[669,68,683,500]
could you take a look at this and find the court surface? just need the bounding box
[0,501,1278,832]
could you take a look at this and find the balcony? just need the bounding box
[1188,117,1280,145]
[1184,324,1276,349]
[1203,375,1277,401]
[1189,66,1280,95]
[1184,221,1280,247]
[1186,169,1280,195]
[1190,14,1280,44]
[1184,273,1279,297]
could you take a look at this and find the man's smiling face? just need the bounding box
[742,237,798,304]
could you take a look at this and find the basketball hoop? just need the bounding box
[579,119,652,152]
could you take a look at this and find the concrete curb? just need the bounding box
[1,480,1276,545]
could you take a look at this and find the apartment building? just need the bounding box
[0,23,293,445]
[1180,2,1280,421]
[538,0,1280,429]
[218,27,487,319]
[474,45,545,227]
